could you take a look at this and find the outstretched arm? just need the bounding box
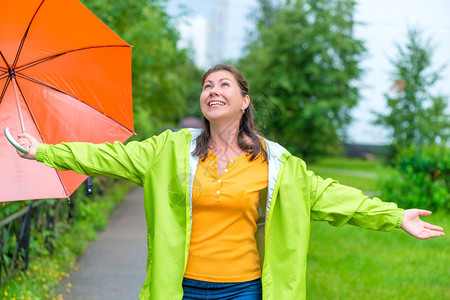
[401,209,445,239]
[13,130,176,186]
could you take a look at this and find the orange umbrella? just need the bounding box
[0,0,134,202]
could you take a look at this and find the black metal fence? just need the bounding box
[0,198,74,286]
[0,178,93,287]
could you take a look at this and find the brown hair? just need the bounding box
[193,64,267,162]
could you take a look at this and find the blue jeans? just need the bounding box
[182,277,262,300]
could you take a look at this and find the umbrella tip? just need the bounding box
[8,68,16,78]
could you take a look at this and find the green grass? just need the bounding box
[307,213,449,299]
[305,156,449,299]
[307,156,384,171]
[307,156,383,193]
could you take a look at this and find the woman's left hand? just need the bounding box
[401,209,445,239]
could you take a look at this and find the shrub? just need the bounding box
[0,177,133,298]
[377,145,449,212]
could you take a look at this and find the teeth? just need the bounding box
[209,101,224,106]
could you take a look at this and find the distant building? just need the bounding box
[343,143,389,160]
[175,15,210,69]
[209,0,228,65]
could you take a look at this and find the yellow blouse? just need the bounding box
[184,149,268,282]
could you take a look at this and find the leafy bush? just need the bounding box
[377,145,449,211]
[0,177,134,299]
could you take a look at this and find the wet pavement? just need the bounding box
[57,188,147,300]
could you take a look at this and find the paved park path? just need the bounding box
[57,187,147,300]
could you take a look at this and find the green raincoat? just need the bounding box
[35,128,404,299]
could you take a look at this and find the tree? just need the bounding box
[81,0,202,138]
[238,0,365,160]
[375,28,449,150]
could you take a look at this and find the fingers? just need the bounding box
[17,132,36,140]
[401,209,445,240]
[417,224,445,240]
[17,132,39,148]
[416,209,432,216]
[419,228,445,240]
[424,222,444,232]
[17,136,32,149]
[14,132,38,160]
[17,132,31,140]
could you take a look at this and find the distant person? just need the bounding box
[15,64,444,300]
[179,116,202,129]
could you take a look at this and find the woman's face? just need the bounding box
[200,70,249,124]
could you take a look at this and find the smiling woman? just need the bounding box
[194,64,265,164]
[11,63,445,300]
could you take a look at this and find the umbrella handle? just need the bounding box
[4,127,30,154]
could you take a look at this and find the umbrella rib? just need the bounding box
[13,0,46,68]
[12,76,71,198]
[0,50,10,68]
[0,71,8,80]
[16,73,74,98]
[53,170,70,198]
[16,45,130,73]
[0,77,11,104]
[15,73,134,134]
[0,73,10,81]
[13,76,40,133]
[10,75,133,152]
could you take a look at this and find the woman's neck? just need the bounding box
[209,122,241,155]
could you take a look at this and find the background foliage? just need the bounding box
[0,177,133,299]
[378,145,449,212]
[374,28,449,213]
[81,0,202,138]
[375,27,449,151]
[239,0,365,160]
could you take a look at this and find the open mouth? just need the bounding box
[208,100,225,106]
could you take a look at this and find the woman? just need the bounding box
[16,64,444,300]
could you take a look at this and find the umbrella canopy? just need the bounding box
[0,0,134,202]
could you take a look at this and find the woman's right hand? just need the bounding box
[17,132,40,160]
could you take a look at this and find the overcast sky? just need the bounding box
[165,0,450,145]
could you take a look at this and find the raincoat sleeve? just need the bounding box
[35,130,173,186]
[307,166,404,231]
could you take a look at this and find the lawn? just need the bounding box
[304,156,449,300]
[306,156,383,193]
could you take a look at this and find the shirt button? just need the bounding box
[216,190,220,194]
[218,179,222,183]
[230,159,234,163]
[224,168,228,172]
